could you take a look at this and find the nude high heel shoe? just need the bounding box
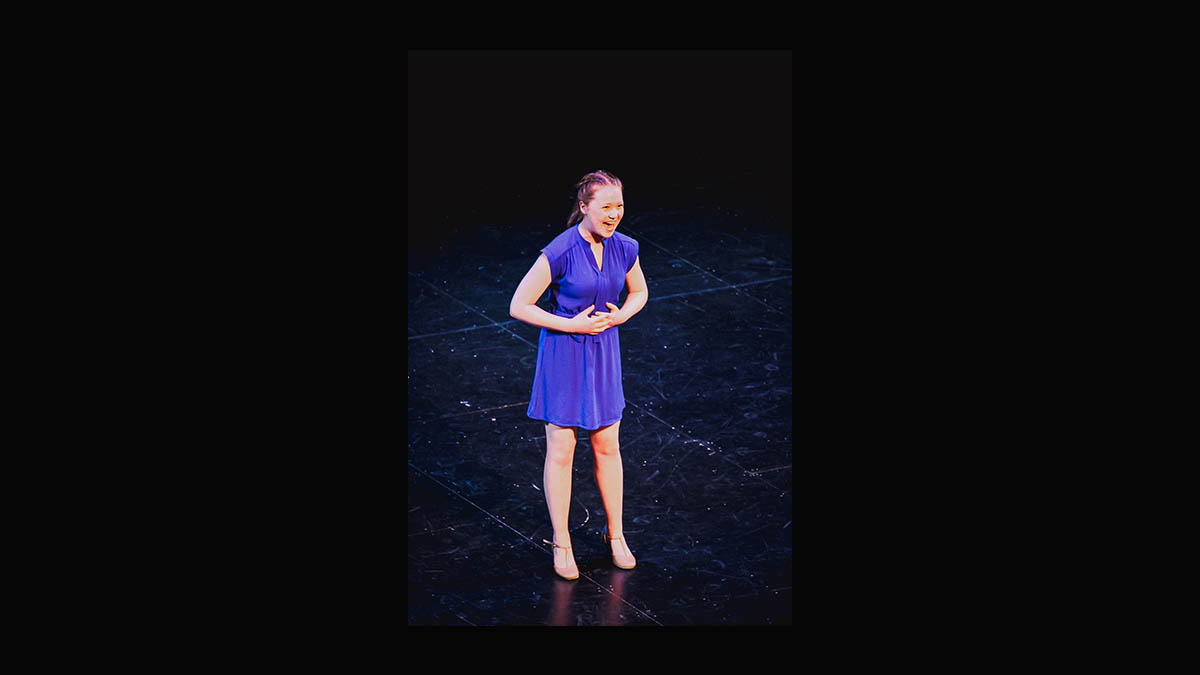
[542,538,579,580]
[602,524,636,569]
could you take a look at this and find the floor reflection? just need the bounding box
[601,568,634,625]
[546,577,577,626]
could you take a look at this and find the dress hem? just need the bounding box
[526,410,625,431]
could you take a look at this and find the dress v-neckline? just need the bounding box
[578,227,604,272]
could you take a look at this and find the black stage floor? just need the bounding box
[407,172,792,626]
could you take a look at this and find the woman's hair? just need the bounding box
[566,170,623,227]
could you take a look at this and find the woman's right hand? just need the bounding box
[570,305,613,335]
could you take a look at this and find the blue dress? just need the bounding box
[527,225,640,430]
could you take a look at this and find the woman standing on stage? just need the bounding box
[509,170,649,580]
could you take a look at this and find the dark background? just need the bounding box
[408,50,791,252]
[407,50,795,625]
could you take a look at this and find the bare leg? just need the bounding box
[543,422,578,572]
[591,421,634,565]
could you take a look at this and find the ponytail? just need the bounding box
[566,203,584,228]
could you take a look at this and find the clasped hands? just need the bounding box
[570,302,625,335]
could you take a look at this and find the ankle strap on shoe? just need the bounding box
[543,538,571,550]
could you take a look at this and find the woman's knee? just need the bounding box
[546,443,576,467]
[589,422,621,458]
[592,441,620,458]
[545,423,577,466]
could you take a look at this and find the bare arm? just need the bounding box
[509,254,611,335]
[509,254,573,331]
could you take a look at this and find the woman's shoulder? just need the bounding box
[611,230,637,246]
[612,230,638,256]
[541,225,581,261]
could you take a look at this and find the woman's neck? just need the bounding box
[577,223,602,245]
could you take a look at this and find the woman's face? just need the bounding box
[580,185,624,240]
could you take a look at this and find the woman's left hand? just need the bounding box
[596,302,625,326]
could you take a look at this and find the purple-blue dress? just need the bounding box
[527,225,640,430]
